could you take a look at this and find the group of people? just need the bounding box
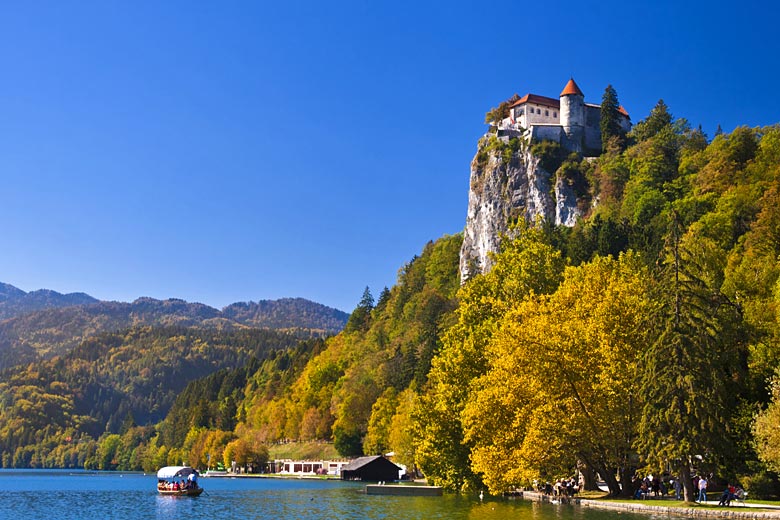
[633,473,744,505]
[634,474,670,499]
[534,477,580,497]
[157,472,199,492]
[717,483,746,506]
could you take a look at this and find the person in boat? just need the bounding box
[187,471,198,489]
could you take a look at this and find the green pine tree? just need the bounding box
[635,217,744,502]
[600,84,623,151]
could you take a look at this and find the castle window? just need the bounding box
[536,108,541,114]
[553,111,557,117]
[545,110,549,116]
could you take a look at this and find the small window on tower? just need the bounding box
[553,111,557,117]
[545,110,549,116]
[537,108,541,114]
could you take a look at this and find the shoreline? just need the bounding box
[520,491,780,518]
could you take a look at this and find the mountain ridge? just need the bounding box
[0,282,349,369]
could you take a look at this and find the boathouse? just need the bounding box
[340,456,402,482]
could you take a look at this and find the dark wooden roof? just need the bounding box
[342,456,385,471]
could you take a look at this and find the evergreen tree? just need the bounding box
[374,287,391,314]
[344,287,374,333]
[631,99,673,142]
[635,218,744,501]
[600,84,623,151]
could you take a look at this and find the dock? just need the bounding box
[365,484,443,496]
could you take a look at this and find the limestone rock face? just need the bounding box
[459,137,583,281]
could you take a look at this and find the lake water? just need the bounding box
[0,470,658,520]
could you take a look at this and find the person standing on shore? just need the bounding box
[697,476,708,502]
[673,478,682,500]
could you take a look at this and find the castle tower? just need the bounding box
[560,78,585,152]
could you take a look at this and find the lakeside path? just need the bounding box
[521,491,780,519]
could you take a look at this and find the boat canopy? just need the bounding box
[157,466,198,479]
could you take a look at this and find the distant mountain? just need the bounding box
[0,282,349,369]
[0,283,98,320]
[222,298,350,333]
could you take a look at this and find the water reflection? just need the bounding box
[0,471,658,520]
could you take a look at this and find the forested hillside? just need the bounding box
[414,102,780,499]
[0,295,348,369]
[0,327,306,468]
[26,234,463,473]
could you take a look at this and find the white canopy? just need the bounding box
[157,466,198,479]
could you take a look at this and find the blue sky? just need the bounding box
[1,1,779,312]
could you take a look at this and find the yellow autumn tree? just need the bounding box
[415,223,565,491]
[462,252,655,495]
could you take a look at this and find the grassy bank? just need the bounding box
[267,441,341,461]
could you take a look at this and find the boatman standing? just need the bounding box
[188,471,198,488]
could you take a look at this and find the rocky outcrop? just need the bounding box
[459,136,584,281]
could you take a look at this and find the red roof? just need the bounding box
[560,78,584,96]
[510,93,560,109]
[618,105,630,118]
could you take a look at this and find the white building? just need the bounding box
[499,78,631,155]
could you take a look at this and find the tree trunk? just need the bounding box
[680,465,695,502]
[598,464,622,496]
[619,467,636,497]
[578,461,600,491]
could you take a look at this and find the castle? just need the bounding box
[497,78,631,155]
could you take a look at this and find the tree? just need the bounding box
[600,84,624,151]
[388,389,417,472]
[414,224,565,491]
[630,99,673,142]
[462,253,655,495]
[344,287,374,333]
[363,388,398,455]
[484,94,521,126]
[754,371,780,472]
[635,220,744,502]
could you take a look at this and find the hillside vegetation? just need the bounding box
[0,295,348,369]
[0,327,310,468]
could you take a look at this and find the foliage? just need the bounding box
[531,139,567,174]
[484,94,520,126]
[463,253,655,495]
[754,372,780,472]
[237,234,463,458]
[0,327,302,469]
[344,287,374,333]
[0,296,348,370]
[415,224,565,491]
[635,221,746,501]
[600,84,624,151]
[473,135,524,171]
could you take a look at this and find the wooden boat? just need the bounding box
[157,486,204,497]
[156,466,204,497]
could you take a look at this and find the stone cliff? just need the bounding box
[459,135,584,280]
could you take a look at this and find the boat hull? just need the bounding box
[158,487,204,497]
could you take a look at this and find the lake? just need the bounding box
[0,470,656,520]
